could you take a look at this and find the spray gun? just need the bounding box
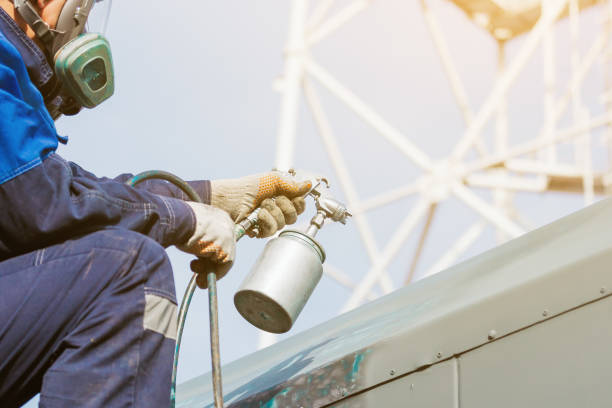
[127,170,350,407]
[234,171,352,333]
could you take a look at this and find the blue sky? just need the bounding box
[23,0,608,405]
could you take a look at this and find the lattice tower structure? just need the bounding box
[264,0,612,347]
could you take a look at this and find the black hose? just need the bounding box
[126,170,224,408]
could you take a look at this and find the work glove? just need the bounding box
[211,171,311,238]
[178,201,236,288]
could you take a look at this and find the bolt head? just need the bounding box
[488,329,497,340]
[389,370,395,376]
[600,287,606,295]
[436,352,442,359]
[542,309,549,317]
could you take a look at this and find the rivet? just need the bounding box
[600,287,606,295]
[436,352,442,359]
[542,309,549,317]
[389,369,395,376]
[488,329,497,340]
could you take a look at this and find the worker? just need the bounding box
[0,0,311,407]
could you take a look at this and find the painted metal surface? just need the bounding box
[329,359,457,408]
[460,294,612,407]
[177,197,612,407]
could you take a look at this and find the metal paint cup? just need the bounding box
[234,230,326,333]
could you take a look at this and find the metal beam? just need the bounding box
[451,0,569,161]
[303,79,395,293]
[543,0,558,164]
[465,113,612,174]
[405,202,437,285]
[276,0,308,171]
[494,39,511,243]
[306,0,335,31]
[421,1,475,125]
[342,198,431,311]
[307,0,371,46]
[324,264,377,301]
[356,180,423,214]
[421,221,486,279]
[555,29,608,128]
[306,59,433,171]
[452,184,524,238]
[465,173,547,192]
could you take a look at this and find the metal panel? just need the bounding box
[459,295,612,408]
[329,359,457,408]
[177,198,612,408]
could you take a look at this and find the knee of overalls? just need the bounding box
[58,228,177,302]
[0,228,178,408]
[99,228,177,301]
[87,228,175,295]
[1,227,177,319]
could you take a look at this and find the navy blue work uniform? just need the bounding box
[0,9,210,407]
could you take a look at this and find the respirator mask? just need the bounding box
[14,0,114,114]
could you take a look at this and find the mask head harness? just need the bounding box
[13,0,114,112]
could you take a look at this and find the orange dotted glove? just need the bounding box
[211,171,311,238]
[178,202,236,285]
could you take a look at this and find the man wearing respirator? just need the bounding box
[0,1,310,406]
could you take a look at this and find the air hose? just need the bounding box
[127,170,255,408]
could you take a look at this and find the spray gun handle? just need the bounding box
[236,189,311,238]
[235,208,262,239]
[235,176,349,239]
[232,170,345,240]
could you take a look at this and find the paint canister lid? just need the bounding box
[280,230,326,263]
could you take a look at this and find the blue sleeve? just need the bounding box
[0,35,59,184]
[0,154,197,261]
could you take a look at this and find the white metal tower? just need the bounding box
[267,0,612,346]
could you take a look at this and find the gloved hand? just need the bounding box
[211,171,311,238]
[178,202,236,287]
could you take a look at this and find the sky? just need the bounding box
[23,0,609,406]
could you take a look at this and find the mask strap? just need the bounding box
[13,0,55,46]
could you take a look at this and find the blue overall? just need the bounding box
[0,10,210,407]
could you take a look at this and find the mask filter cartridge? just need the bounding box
[54,33,114,108]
